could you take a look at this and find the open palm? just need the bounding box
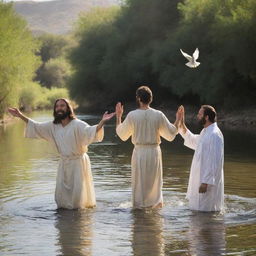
[8,107,21,117]
[102,111,115,122]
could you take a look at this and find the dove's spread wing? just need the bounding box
[180,49,192,61]
[193,48,199,60]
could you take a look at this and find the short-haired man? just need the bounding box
[8,98,115,209]
[115,86,180,208]
[179,105,224,212]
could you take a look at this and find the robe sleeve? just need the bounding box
[116,113,133,141]
[180,129,200,150]
[200,135,223,185]
[25,119,53,141]
[159,112,178,142]
[79,121,104,145]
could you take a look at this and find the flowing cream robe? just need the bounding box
[116,108,177,208]
[25,118,103,209]
[180,123,224,212]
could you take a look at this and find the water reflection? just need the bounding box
[131,209,165,256]
[0,112,256,255]
[187,212,226,256]
[55,209,94,256]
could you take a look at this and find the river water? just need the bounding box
[0,111,255,256]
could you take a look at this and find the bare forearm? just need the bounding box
[116,116,122,126]
[173,120,178,130]
[96,120,105,132]
[181,123,187,134]
[18,113,29,123]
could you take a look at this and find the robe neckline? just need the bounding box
[60,119,74,128]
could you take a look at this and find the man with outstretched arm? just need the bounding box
[8,98,115,209]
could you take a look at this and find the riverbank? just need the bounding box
[162,106,256,131]
[1,105,256,131]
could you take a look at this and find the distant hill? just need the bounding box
[14,0,119,35]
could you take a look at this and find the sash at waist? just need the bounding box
[134,143,159,148]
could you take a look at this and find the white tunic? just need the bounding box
[25,118,103,209]
[181,123,224,211]
[116,108,177,208]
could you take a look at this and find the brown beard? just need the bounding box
[53,110,70,123]
[198,116,206,126]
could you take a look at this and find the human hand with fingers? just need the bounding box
[7,107,22,118]
[7,107,28,123]
[102,111,116,122]
[115,102,123,119]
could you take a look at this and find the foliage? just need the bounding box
[35,34,74,89]
[69,0,256,110]
[19,82,69,111]
[0,1,40,118]
[36,58,72,88]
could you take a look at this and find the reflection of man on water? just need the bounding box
[8,98,115,209]
[178,105,224,212]
[132,210,165,256]
[187,213,226,255]
[55,209,93,256]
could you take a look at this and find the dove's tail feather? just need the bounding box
[186,62,200,68]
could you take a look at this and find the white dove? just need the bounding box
[180,48,200,68]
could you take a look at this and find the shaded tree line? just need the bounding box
[69,0,256,111]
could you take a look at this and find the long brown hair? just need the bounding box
[53,98,76,124]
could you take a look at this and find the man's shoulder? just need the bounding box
[73,118,87,124]
[210,128,224,143]
[71,118,88,126]
[130,108,162,114]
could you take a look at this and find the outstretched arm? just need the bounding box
[8,107,53,141]
[8,108,29,123]
[178,105,200,150]
[96,111,115,132]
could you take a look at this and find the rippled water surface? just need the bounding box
[0,111,255,256]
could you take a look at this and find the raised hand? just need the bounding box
[180,105,185,125]
[7,107,22,118]
[102,111,116,122]
[174,105,183,129]
[115,102,123,118]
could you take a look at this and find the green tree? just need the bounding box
[68,0,256,110]
[36,34,74,89]
[0,1,40,118]
[37,58,72,88]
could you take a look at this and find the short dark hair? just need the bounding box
[136,86,153,104]
[201,105,217,123]
[53,98,76,124]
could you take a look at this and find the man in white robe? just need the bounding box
[178,105,224,212]
[8,98,115,209]
[115,86,179,208]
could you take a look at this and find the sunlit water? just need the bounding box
[0,111,255,256]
